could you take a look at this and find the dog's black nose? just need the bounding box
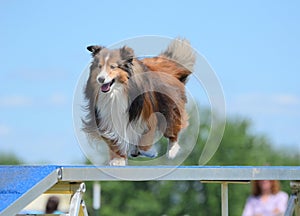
[97,76,105,83]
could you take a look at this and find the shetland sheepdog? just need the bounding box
[83,38,195,165]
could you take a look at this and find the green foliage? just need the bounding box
[0,152,23,165]
[83,108,300,216]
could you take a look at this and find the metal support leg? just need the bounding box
[285,181,300,216]
[81,200,89,216]
[221,182,228,216]
[294,182,300,216]
[202,181,248,216]
[285,194,297,216]
[68,183,88,216]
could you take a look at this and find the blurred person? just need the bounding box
[45,196,64,214]
[242,180,288,216]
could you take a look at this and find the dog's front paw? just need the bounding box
[109,158,127,166]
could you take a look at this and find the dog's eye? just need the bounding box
[110,65,117,69]
[99,64,102,69]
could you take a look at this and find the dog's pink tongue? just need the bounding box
[101,83,110,92]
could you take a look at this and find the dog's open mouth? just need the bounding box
[101,79,115,93]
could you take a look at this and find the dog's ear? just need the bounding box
[119,46,134,76]
[87,45,103,56]
[120,46,134,63]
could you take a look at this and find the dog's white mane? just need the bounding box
[96,82,147,155]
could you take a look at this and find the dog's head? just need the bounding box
[87,45,134,93]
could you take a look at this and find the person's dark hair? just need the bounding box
[45,196,60,213]
[251,180,281,197]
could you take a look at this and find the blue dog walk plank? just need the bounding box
[0,165,59,213]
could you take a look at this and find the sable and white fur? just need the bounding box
[83,38,195,166]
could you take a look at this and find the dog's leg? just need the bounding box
[165,108,187,159]
[138,113,158,158]
[164,126,181,159]
[167,138,181,159]
[129,143,157,158]
[103,137,127,166]
[139,145,158,158]
[109,149,127,166]
[109,157,127,166]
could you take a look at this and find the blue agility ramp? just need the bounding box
[0,166,300,216]
[0,165,59,216]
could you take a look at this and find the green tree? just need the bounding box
[0,152,23,165]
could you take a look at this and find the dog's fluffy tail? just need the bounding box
[160,38,195,83]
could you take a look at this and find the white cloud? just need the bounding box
[10,68,71,81]
[0,93,69,108]
[0,124,11,136]
[228,92,300,116]
[272,94,300,106]
[0,95,32,107]
[48,93,68,106]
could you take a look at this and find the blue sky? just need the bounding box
[0,1,299,164]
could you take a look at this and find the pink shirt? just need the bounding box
[242,191,288,216]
